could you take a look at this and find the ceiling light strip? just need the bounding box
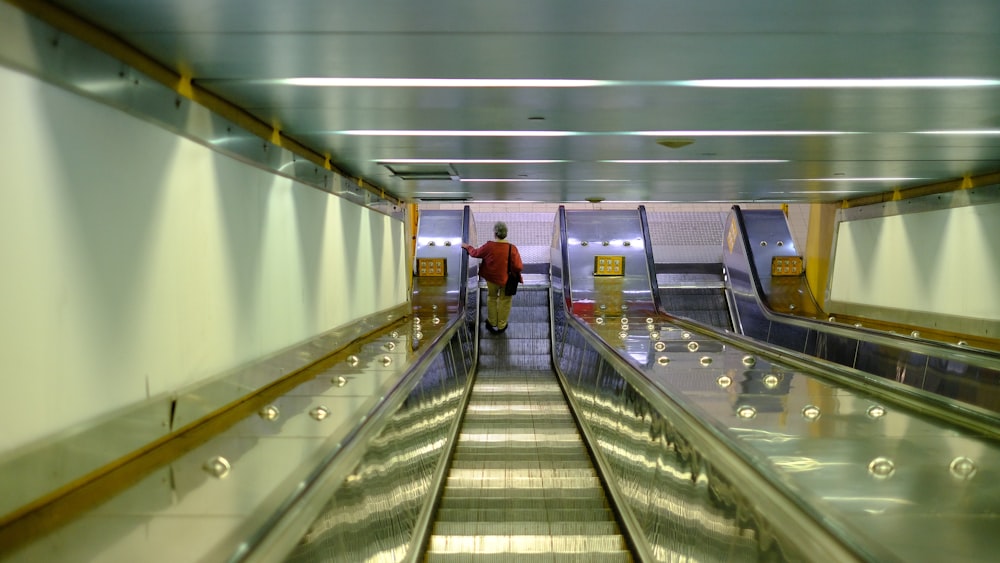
[780,178,926,182]
[680,78,1000,88]
[603,159,788,163]
[340,130,578,137]
[279,77,1000,89]
[340,130,856,137]
[460,178,625,183]
[914,130,1000,135]
[376,159,567,164]
[283,78,608,87]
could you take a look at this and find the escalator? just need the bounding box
[424,287,633,561]
[11,207,998,562]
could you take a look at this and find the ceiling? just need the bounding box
[48,0,1000,204]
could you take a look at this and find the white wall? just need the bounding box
[0,65,408,453]
[828,201,1000,323]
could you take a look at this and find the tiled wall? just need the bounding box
[426,202,810,257]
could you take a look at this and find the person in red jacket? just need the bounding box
[462,221,523,334]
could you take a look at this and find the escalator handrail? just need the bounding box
[659,309,1000,439]
[557,205,573,309]
[638,205,663,313]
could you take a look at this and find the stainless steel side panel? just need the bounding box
[563,210,654,307]
[553,290,1000,562]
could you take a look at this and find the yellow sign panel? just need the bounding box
[417,257,447,277]
[771,256,803,276]
[594,255,625,276]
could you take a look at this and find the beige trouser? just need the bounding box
[485,280,514,329]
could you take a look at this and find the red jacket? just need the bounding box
[466,240,523,285]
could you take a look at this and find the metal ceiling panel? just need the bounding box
[46,0,1000,202]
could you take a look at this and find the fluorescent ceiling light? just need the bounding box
[379,158,785,164]
[376,159,567,164]
[460,178,625,183]
[780,178,925,182]
[283,78,607,87]
[261,77,1000,89]
[633,130,859,136]
[471,200,546,203]
[681,78,1000,88]
[340,130,854,137]
[914,129,1000,135]
[773,191,874,194]
[603,159,787,164]
[338,130,577,137]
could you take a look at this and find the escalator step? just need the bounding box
[479,340,552,356]
[477,355,553,370]
[443,483,606,497]
[431,521,621,536]
[439,494,609,506]
[425,535,630,557]
[433,508,616,523]
[426,552,633,563]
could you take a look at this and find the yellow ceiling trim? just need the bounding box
[843,170,1000,208]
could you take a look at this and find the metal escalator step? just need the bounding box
[426,553,631,563]
[450,441,586,451]
[465,391,567,398]
[425,552,633,563]
[480,323,551,340]
[447,461,595,471]
[458,420,575,427]
[477,355,553,370]
[453,439,584,450]
[465,393,567,404]
[505,308,551,324]
[469,372,558,379]
[456,440,587,459]
[461,410,569,418]
[433,508,615,523]
[467,379,562,387]
[478,340,551,356]
[454,427,581,438]
[444,477,604,491]
[445,467,598,479]
[450,452,591,463]
[431,521,621,536]
[456,427,581,438]
[425,534,628,554]
[459,411,575,421]
[437,494,610,511]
